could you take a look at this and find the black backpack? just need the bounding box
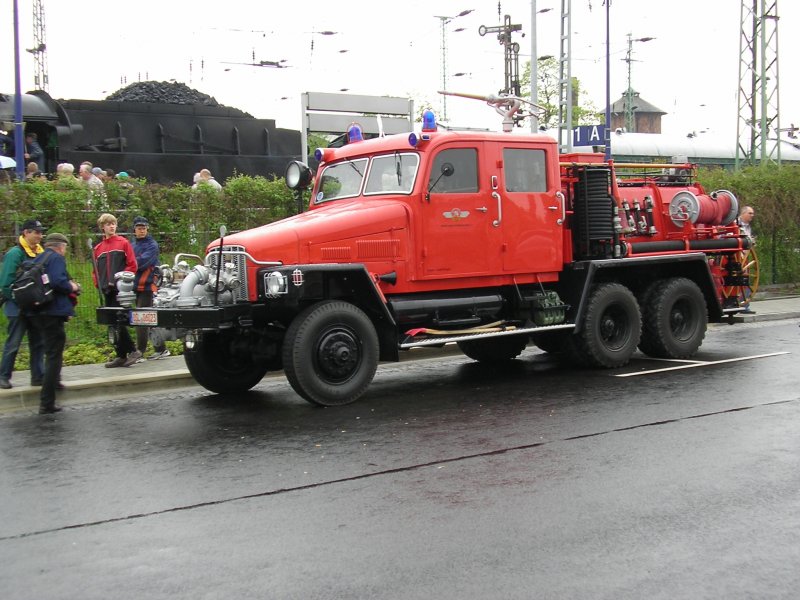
[11,252,54,311]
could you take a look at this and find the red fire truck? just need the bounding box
[98,98,752,406]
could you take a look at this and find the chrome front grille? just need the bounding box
[207,245,249,302]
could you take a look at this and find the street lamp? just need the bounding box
[530,2,554,131]
[435,9,474,121]
[308,29,338,64]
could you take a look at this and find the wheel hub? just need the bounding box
[316,330,360,381]
[600,308,628,349]
[670,299,691,338]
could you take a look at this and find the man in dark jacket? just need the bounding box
[25,133,45,173]
[132,216,169,359]
[92,213,138,367]
[0,219,46,389]
[26,233,80,414]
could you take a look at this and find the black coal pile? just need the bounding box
[105,81,221,106]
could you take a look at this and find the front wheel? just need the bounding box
[282,301,379,406]
[184,330,270,393]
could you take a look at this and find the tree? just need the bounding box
[520,58,601,129]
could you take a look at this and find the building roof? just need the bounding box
[610,89,666,115]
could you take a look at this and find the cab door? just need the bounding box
[419,144,497,278]
[491,145,564,274]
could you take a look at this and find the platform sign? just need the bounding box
[572,125,607,147]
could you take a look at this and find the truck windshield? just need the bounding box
[316,158,369,203]
[364,152,419,195]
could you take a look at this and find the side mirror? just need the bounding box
[427,162,456,200]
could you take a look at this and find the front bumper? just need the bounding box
[96,304,254,329]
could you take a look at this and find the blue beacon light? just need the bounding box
[422,110,437,132]
[347,122,364,143]
[410,110,438,147]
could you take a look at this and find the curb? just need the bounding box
[730,311,800,324]
[0,368,197,414]
[0,345,465,415]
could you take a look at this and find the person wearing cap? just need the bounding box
[25,232,80,414]
[0,220,46,389]
[92,213,139,367]
[132,216,169,360]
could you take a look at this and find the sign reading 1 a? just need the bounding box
[572,125,607,147]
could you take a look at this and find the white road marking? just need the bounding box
[615,352,790,377]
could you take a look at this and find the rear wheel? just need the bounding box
[282,301,379,406]
[184,330,269,393]
[458,335,528,363]
[639,277,707,358]
[570,283,641,368]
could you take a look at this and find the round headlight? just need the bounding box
[266,271,287,296]
[285,161,312,190]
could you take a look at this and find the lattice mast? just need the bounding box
[30,0,48,91]
[736,0,781,167]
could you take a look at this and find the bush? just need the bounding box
[0,174,303,363]
[698,164,800,284]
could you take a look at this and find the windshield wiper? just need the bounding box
[395,152,402,186]
[344,156,363,178]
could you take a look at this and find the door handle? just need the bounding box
[476,207,488,212]
[492,192,502,227]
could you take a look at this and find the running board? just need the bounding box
[399,323,575,349]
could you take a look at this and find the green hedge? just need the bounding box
[0,174,307,359]
[698,164,800,284]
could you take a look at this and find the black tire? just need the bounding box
[531,330,567,354]
[282,300,379,406]
[639,277,707,358]
[458,335,529,363]
[184,331,269,394]
[571,283,641,368]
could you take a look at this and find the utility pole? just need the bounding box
[621,33,655,133]
[557,0,572,152]
[436,10,473,122]
[736,0,781,167]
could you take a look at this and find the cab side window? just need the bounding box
[429,148,478,194]
[503,148,547,192]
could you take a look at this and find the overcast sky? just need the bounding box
[2,0,797,140]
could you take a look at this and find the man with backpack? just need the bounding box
[0,219,46,389]
[26,233,80,414]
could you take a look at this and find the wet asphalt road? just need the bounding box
[1,320,799,599]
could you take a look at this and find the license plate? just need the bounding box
[130,310,158,326]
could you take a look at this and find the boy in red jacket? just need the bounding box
[92,213,139,367]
